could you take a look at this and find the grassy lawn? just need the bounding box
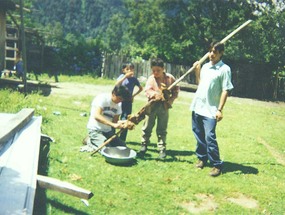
[0,75,285,214]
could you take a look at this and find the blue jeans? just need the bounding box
[192,112,223,168]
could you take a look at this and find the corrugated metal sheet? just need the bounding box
[0,113,42,215]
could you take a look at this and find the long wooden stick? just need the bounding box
[91,20,253,156]
[168,20,252,90]
[90,129,124,156]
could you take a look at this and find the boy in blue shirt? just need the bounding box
[116,63,143,141]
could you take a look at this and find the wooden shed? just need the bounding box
[0,0,44,74]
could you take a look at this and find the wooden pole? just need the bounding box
[19,0,27,94]
[91,20,254,156]
[91,129,124,156]
[168,20,253,90]
[0,7,6,71]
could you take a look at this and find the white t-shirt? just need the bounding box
[87,93,122,132]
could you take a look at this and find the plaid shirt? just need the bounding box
[145,72,179,104]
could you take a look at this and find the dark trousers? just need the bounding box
[192,112,223,168]
[120,101,132,141]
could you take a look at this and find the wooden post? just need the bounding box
[19,0,27,94]
[0,7,6,71]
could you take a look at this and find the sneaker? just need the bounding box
[209,167,222,177]
[137,145,147,157]
[196,160,205,169]
[158,150,166,159]
[82,135,89,145]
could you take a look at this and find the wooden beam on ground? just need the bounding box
[37,175,94,200]
[0,108,34,148]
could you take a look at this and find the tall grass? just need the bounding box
[0,75,285,214]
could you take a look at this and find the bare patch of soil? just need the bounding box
[181,193,259,213]
[181,194,218,214]
[226,193,259,209]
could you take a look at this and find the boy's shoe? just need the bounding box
[158,150,166,159]
[82,135,89,145]
[209,167,222,177]
[137,144,147,157]
[195,160,205,169]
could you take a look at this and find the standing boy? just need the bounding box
[191,41,234,176]
[139,58,179,159]
[82,85,132,153]
[116,62,143,141]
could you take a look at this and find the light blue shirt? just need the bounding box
[190,60,234,118]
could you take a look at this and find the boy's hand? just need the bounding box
[154,93,164,101]
[193,61,201,71]
[118,120,135,130]
[125,71,134,78]
[215,110,223,122]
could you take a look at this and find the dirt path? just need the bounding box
[50,82,285,108]
[50,82,114,97]
[49,82,196,106]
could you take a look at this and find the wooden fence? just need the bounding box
[100,53,284,101]
[101,53,196,85]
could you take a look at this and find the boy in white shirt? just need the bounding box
[84,85,132,152]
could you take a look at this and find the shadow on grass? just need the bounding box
[104,159,138,167]
[33,135,91,215]
[136,149,195,163]
[33,135,51,215]
[47,199,89,215]
[127,142,195,163]
[222,161,259,175]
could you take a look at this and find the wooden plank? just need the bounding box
[5,57,16,61]
[5,46,18,51]
[0,116,42,215]
[0,108,34,148]
[37,175,94,200]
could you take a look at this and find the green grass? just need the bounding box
[1,75,285,214]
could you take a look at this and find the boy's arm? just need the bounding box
[132,85,143,98]
[94,107,123,129]
[193,61,201,84]
[167,78,179,105]
[145,76,162,100]
[216,90,229,122]
[115,72,134,86]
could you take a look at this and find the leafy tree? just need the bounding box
[19,0,285,76]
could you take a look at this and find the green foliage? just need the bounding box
[15,1,285,73]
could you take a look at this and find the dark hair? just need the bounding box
[112,85,131,101]
[150,58,164,68]
[122,62,135,70]
[209,41,224,53]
